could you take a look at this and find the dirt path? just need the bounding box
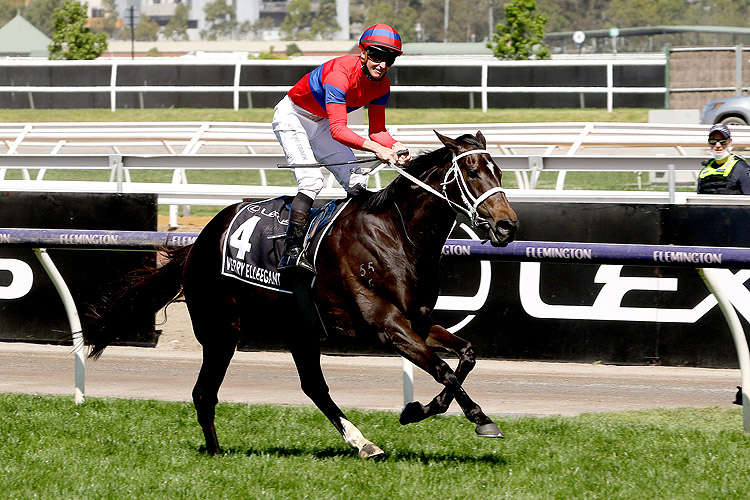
[0,301,741,418]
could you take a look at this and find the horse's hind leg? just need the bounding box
[189,298,240,455]
[400,325,476,424]
[289,341,384,459]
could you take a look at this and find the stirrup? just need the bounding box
[278,247,316,274]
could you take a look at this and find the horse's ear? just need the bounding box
[476,130,487,148]
[434,130,459,152]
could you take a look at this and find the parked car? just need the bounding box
[700,95,750,125]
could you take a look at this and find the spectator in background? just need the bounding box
[697,123,750,194]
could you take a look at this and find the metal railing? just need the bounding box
[2,152,749,209]
[4,120,750,226]
[3,121,739,157]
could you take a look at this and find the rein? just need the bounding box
[389,149,504,228]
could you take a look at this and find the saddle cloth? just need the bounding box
[220,196,350,293]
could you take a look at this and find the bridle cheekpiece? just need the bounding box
[441,149,505,228]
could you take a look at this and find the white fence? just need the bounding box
[0,57,666,113]
[3,121,741,157]
[4,121,750,226]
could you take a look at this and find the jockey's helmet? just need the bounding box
[359,24,403,55]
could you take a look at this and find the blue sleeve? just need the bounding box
[324,84,347,105]
[371,91,390,106]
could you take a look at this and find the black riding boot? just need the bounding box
[278,207,315,274]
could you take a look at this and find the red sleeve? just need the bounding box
[326,102,365,149]
[367,104,397,148]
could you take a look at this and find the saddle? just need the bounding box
[220,196,350,294]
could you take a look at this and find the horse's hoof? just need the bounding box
[359,443,385,459]
[400,401,427,425]
[476,422,504,438]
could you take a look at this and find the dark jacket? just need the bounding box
[697,155,750,194]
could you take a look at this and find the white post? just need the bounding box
[607,62,614,112]
[698,268,750,431]
[667,163,675,204]
[34,248,85,405]
[402,357,414,406]
[110,62,118,113]
[481,63,488,113]
[233,62,241,112]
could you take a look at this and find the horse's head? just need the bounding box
[435,130,518,246]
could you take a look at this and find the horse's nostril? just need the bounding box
[496,218,518,232]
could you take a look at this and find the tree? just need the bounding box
[607,0,682,29]
[48,1,107,60]
[248,16,275,39]
[361,1,418,43]
[417,0,495,43]
[0,0,24,27]
[488,0,549,60]
[310,0,339,40]
[23,0,66,37]
[201,0,237,40]
[280,0,312,40]
[98,0,120,39]
[164,3,190,41]
[134,13,159,41]
[537,0,610,33]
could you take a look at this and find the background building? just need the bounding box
[86,0,350,41]
[0,14,50,57]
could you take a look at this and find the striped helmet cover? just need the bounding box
[359,24,403,54]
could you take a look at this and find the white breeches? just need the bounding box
[272,95,369,200]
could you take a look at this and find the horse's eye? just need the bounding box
[467,168,480,179]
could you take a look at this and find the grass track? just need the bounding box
[0,393,746,499]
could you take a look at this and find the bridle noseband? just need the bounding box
[442,149,505,227]
[389,148,504,228]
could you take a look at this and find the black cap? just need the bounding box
[709,123,731,139]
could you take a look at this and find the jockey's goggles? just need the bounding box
[366,47,398,66]
[709,138,729,146]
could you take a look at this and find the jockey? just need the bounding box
[272,23,411,273]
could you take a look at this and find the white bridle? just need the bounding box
[389,149,505,228]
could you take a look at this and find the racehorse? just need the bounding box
[84,130,518,459]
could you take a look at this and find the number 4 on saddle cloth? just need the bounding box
[220,196,350,294]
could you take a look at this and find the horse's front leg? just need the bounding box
[400,325,477,424]
[289,341,384,459]
[386,315,503,438]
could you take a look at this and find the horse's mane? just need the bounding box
[359,133,483,213]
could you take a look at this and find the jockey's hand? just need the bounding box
[391,143,411,165]
[373,144,399,164]
[369,141,410,165]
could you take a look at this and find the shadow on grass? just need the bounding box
[203,445,507,464]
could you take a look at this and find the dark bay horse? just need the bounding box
[85,131,518,459]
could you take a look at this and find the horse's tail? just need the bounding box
[84,244,192,359]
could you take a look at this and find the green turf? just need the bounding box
[0,107,649,124]
[0,393,746,499]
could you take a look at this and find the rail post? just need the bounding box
[402,357,414,406]
[33,248,85,405]
[698,268,750,431]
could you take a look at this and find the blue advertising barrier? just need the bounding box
[0,228,199,250]
[442,240,750,269]
[1,228,748,430]
[3,228,750,269]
